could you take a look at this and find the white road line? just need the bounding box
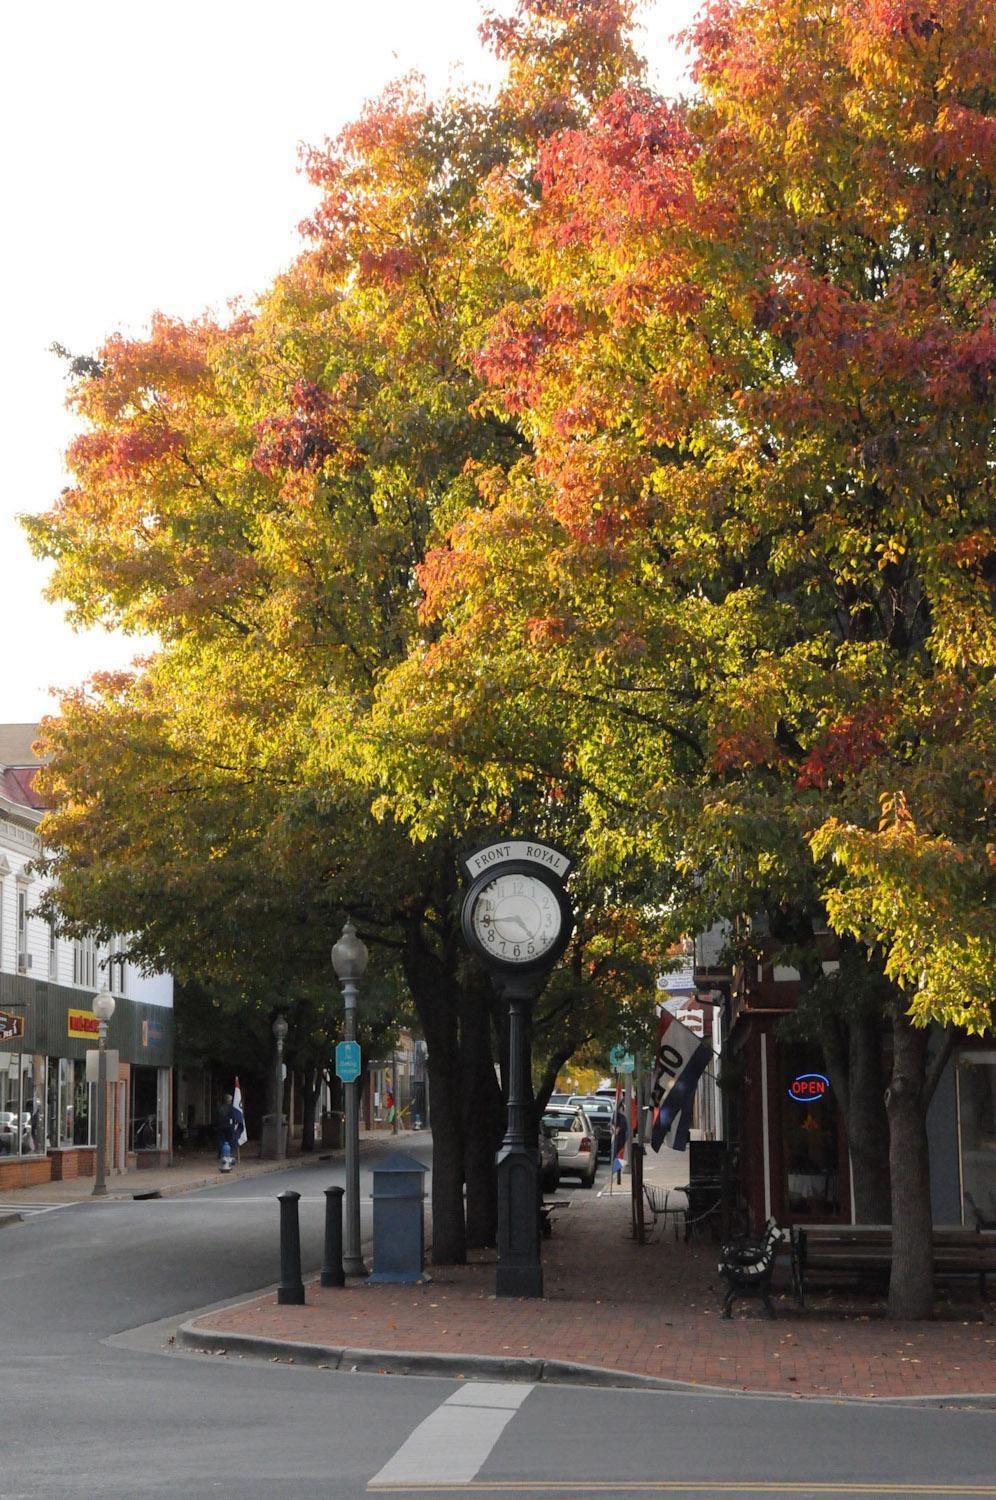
[368,1382,534,1491]
[0,1202,70,1215]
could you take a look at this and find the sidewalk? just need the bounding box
[183,1145,996,1404]
[0,1143,330,1208]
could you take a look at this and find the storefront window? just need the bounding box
[781,1047,841,1217]
[71,1060,95,1147]
[131,1065,165,1150]
[0,1052,21,1156]
[0,1053,45,1156]
[958,1051,996,1227]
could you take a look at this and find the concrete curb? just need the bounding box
[0,1151,328,1210]
[177,1320,670,1388]
[115,1152,327,1202]
[175,1319,996,1407]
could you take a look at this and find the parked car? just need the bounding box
[542,1105,597,1187]
[567,1095,615,1158]
[0,1111,31,1155]
[538,1122,560,1192]
[545,1091,571,1110]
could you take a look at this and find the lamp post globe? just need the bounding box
[93,988,116,1025]
[332,918,368,984]
[91,987,116,1198]
[332,917,368,1277]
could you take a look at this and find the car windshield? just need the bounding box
[542,1112,576,1131]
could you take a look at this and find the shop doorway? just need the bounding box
[781,1047,842,1219]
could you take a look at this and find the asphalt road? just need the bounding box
[1,1145,994,1500]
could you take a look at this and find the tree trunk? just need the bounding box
[403,919,467,1266]
[846,1009,891,1223]
[300,1068,318,1153]
[425,1044,467,1264]
[462,983,502,1248]
[886,999,934,1320]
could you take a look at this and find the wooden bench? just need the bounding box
[539,1198,571,1239]
[794,1225,996,1304]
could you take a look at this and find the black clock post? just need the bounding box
[460,840,574,1299]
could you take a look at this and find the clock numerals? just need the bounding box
[469,869,566,966]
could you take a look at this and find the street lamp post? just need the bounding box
[91,987,116,1198]
[272,1014,288,1161]
[332,917,369,1277]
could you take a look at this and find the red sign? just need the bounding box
[788,1072,829,1101]
[0,1009,25,1042]
[68,1009,100,1038]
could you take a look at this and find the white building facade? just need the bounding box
[0,725,173,1189]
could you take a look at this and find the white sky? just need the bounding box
[0,0,697,724]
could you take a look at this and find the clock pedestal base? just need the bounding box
[496,1144,543,1299]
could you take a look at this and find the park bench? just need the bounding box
[718,1217,786,1318]
[793,1225,996,1304]
[539,1198,571,1239]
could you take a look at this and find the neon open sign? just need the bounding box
[788,1072,829,1102]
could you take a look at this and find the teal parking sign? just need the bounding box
[335,1040,362,1083]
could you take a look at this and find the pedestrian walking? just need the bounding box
[214,1094,238,1162]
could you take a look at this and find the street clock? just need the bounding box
[464,864,573,972]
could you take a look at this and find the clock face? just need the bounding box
[471,872,564,965]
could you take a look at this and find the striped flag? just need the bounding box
[232,1077,248,1146]
[611,1085,629,1178]
[649,1010,713,1153]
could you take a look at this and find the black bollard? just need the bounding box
[321,1186,346,1288]
[277,1189,305,1305]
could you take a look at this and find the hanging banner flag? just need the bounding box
[232,1077,249,1146]
[611,1087,629,1179]
[649,1010,714,1153]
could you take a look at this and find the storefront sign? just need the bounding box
[141,1019,165,1047]
[68,1009,100,1039]
[788,1072,829,1102]
[0,1008,24,1041]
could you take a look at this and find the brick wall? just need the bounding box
[0,1156,52,1190]
[49,1148,97,1181]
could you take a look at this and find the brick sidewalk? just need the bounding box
[188,1161,996,1402]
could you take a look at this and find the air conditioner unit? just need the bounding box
[17,951,32,972]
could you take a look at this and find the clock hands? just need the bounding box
[502,913,534,939]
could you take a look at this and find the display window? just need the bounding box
[0,1052,46,1156]
[780,1046,841,1217]
[71,1060,95,1147]
[130,1065,168,1150]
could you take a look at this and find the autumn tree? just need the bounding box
[371,0,994,1316]
[27,1,660,1262]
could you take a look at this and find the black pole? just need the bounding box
[496,976,543,1299]
[321,1185,346,1288]
[631,1141,646,1245]
[277,1189,305,1305]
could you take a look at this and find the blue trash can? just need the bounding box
[369,1152,429,1284]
